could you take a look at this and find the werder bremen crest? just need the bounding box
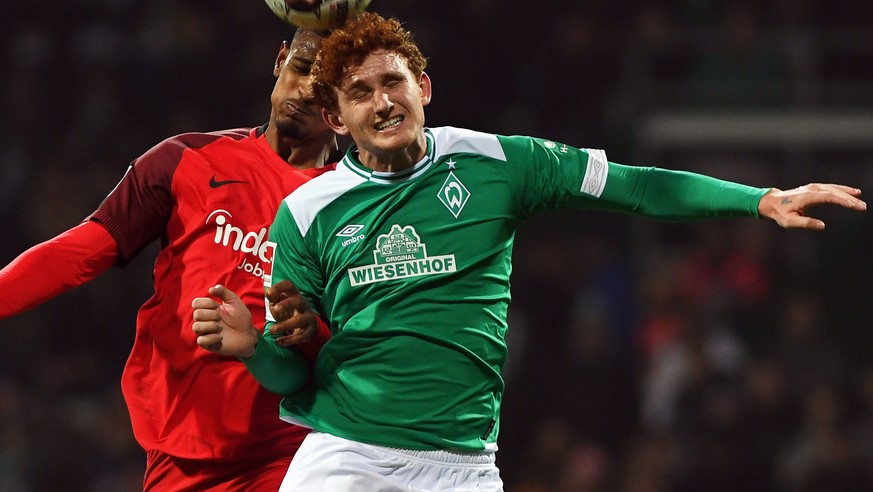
[438,171,470,218]
[347,224,457,286]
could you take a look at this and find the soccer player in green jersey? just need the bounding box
[192,12,867,491]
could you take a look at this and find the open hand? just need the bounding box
[758,184,866,230]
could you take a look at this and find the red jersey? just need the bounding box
[90,125,331,459]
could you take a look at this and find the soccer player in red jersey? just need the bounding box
[0,28,335,491]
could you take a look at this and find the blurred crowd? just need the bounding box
[2,1,872,491]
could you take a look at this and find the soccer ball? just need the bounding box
[264,0,372,30]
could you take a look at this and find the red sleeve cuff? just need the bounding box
[295,316,332,365]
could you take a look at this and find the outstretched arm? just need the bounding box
[757,184,866,230]
[587,163,866,225]
[0,221,117,320]
[192,284,310,396]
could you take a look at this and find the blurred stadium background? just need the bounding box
[2,1,873,490]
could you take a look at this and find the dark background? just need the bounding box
[2,1,873,490]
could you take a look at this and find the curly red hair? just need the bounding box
[311,12,427,111]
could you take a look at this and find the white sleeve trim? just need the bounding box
[430,127,506,162]
[580,148,608,198]
[286,163,365,237]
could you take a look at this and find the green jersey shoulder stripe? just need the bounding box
[284,162,366,237]
[430,126,507,162]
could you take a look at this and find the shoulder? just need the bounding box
[281,164,365,237]
[138,128,253,164]
[428,127,506,162]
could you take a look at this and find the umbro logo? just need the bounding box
[336,225,364,237]
[337,224,365,247]
[209,175,248,188]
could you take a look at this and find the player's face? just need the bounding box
[324,50,431,171]
[270,31,330,140]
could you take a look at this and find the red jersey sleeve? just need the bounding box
[296,315,332,364]
[0,221,117,319]
[88,133,228,263]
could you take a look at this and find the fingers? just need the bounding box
[263,279,316,346]
[192,285,241,312]
[823,184,863,197]
[192,300,221,322]
[209,284,243,304]
[193,316,220,332]
[269,313,315,335]
[270,309,316,346]
[191,296,219,310]
[765,183,867,230]
[796,184,866,211]
[780,216,826,231]
[196,333,223,352]
[816,187,865,210]
[267,280,311,325]
[193,316,224,352]
[270,295,309,322]
[266,279,301,303]
[192,293,223,345]
[275,327,314,346]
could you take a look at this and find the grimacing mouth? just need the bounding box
[375,115,403,130]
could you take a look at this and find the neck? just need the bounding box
[285,145,332,169]
[266,124,335,169]
[358,132,427,172]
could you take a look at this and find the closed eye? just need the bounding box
[347,88,371,100]
[292,62,312,74]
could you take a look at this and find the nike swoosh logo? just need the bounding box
[209,175,248,188]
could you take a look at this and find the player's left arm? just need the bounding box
[264,198,329,346]
[231,199,326,395]
[596,163,769,219]
[508,137,759,220]
[510,136,866,225]
[596,163,866,227]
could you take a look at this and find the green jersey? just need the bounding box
[246,126,768,451]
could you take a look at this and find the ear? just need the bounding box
[322,108,349,136]
[419,72,432,107]
[274,40,291,77]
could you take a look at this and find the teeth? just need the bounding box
[375,116,402,130]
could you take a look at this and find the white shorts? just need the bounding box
[279,431,504,491]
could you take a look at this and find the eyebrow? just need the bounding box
[343,79,369,93]
[290,54,315,64]
[344,70,406,90]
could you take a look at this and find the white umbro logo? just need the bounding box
[337,224,366,247]
[336,225,364,237]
